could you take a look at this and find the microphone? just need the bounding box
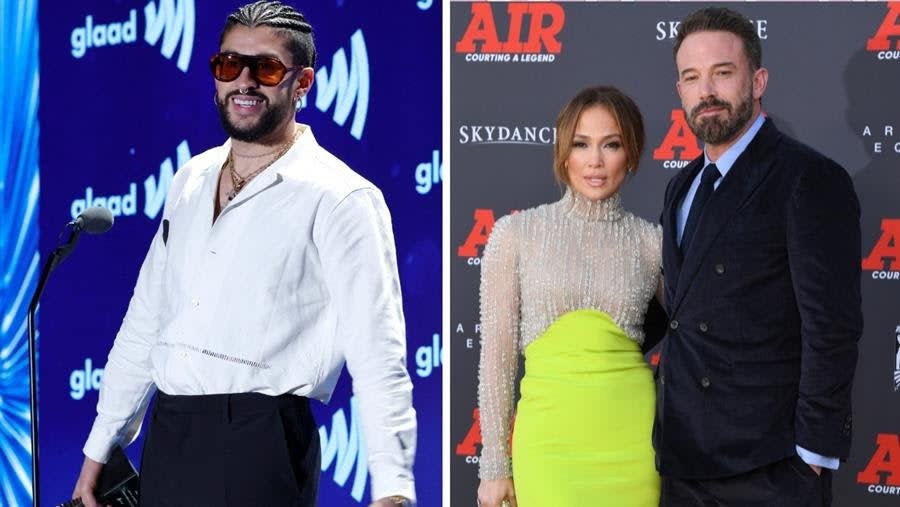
[27,208,116,506]
[71,206,115,234]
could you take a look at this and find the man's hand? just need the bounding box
[369,496,409,506]
[71,456,104,507]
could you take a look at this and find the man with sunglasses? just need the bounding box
[71,2,416,506]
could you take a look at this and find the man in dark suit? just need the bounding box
[655,7,863,506]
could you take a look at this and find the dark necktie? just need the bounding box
[680,163,721,253]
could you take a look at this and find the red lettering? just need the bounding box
[456,408,482,456]
[455,3,502,53]
[456,3,564,54]
[867,2,900,51]
[458,209,496,257]
[455,407,517,456]
[653,110,702,161]
[862,219,900,271]
[500,3,528,53]
[522,4,565,54]
[857,433,900,485]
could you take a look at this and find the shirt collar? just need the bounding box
[215,123,316,177]
[703,113,765,178]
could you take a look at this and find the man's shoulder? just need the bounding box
[767,125,843,172]
[281,130,377,202]
[175,144,225,183]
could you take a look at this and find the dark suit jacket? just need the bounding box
[654,119,863,479]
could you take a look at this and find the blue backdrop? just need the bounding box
[0,0,441,505]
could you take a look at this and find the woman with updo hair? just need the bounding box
[476,86,663,507]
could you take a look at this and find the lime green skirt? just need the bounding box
[512,310,660,506]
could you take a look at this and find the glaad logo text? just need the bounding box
[315,29,369,140]
[70,0,195,72]
[70,140,191,222]
[415,150,443,195]
[70,358,104,400]
[320,397,368,502]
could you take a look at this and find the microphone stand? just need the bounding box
[27,225,83,507]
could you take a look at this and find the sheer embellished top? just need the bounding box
[477,188,663,480]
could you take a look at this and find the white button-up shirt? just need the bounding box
[84,125,417,502]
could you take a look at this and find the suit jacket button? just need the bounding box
[715,263,725,275]
[670,320,679,330]
[701,376,711,388]
[699,322,709,333]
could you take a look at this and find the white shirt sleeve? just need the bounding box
[318,188,417,503]
[82,223,165,463]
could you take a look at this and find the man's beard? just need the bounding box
[687,86,754,145]
[216,90,294,143]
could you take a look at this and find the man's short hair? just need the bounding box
[219,1,316,69]
[674,7,761,72]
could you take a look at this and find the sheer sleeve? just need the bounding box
[477,215,521,480]
[647,222,663,285]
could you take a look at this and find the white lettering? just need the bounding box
[315,29,369,140]
[655,22,668,41]
[757,19,768,40]
[463,53,512,62]
[415,149,443,195]
[867,483,900,494]
[467,257,482,266]
[70,183,138,220]
[877,50,900,60]
[70,10,138,58]
[459,126,469,144]
[144,140,191,219]
[872,271,900,280]
[144,0,195,72]
[656,19,766,40]
[415,333,442,378]
[70,358,104,400]
[319,398,368,501]
[663,160,692,169]
[542,127,557,144]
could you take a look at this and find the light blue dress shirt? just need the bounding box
[674,112,839,471]
[676,113,765,243]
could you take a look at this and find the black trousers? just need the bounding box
[140,391,320,507]
[660,455,832,507]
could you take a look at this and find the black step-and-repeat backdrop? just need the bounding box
[0,1,441,505]
[450,2,899,506]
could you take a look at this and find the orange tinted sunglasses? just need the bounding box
[209,52,303,87]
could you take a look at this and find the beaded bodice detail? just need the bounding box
[477,189,662,480]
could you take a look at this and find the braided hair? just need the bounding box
[219,1,316,69]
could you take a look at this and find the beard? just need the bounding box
[687,86,754,145]
[215,90,294,143]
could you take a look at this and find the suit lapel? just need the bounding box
[670,119,782,314]
[663,156,704,299]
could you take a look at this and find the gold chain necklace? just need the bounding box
[225,126,300,201]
